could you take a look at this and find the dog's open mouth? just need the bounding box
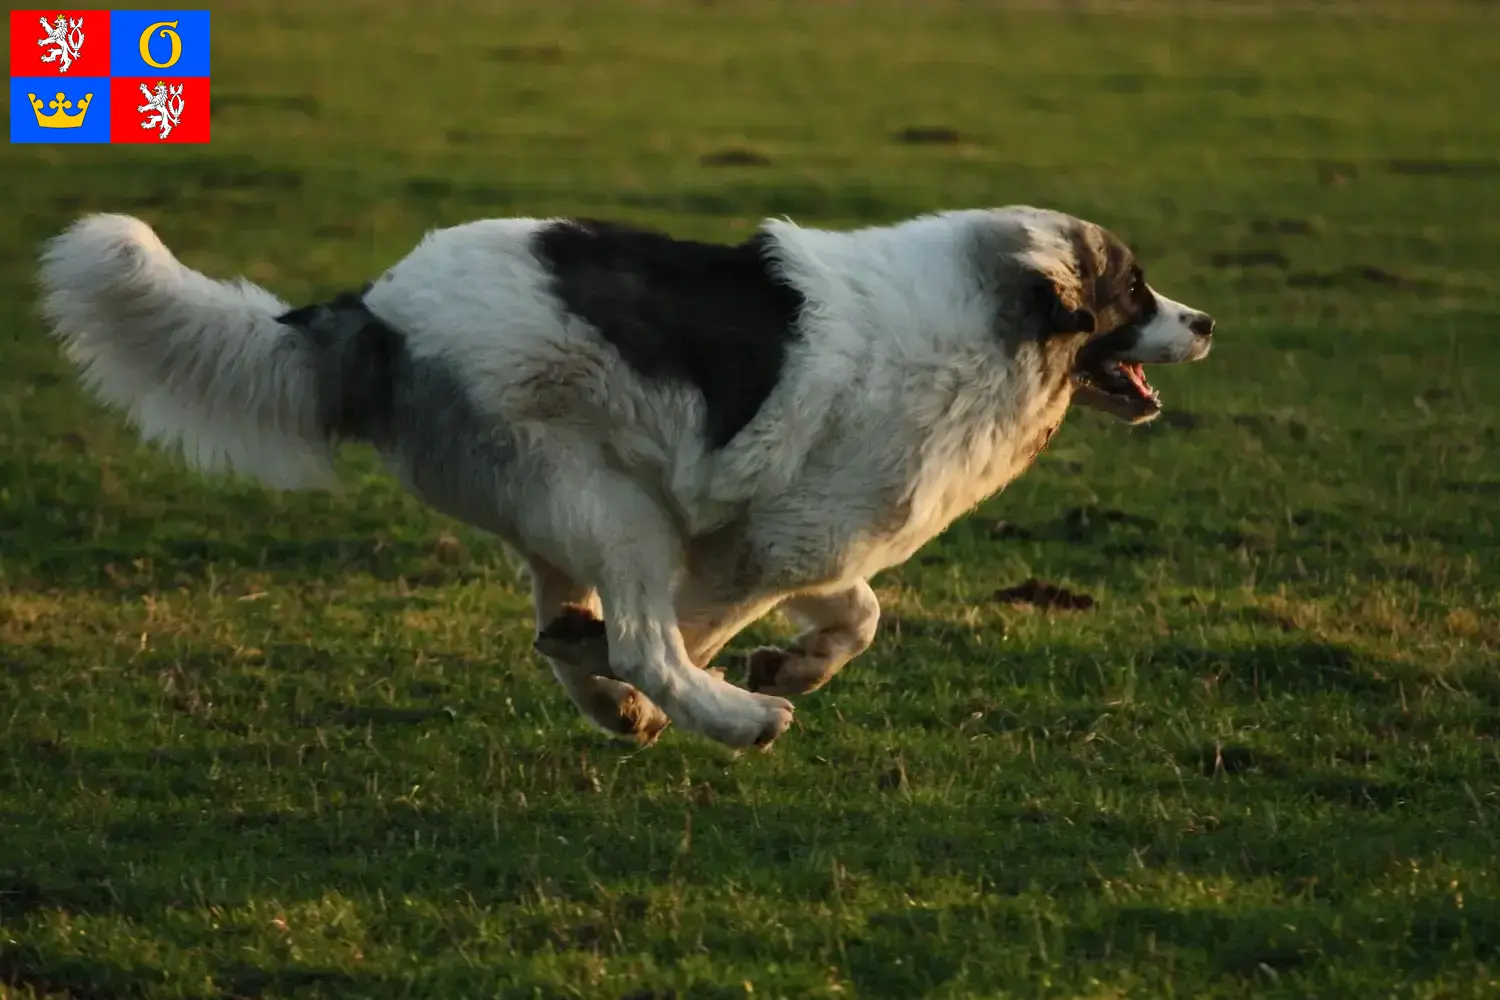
[1072,357,1161,423]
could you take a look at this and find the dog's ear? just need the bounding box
[1028,272,1096,337]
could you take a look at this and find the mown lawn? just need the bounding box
[2,2,1498,997]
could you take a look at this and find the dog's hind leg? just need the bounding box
[676,591,785,671]
[526,556,670,745]
[744,580,880,696]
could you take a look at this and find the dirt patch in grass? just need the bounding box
[993,578,1097,611]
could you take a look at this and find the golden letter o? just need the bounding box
[139,21,182,69]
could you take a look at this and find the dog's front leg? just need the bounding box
[530,480,794,750]
[593,579,794,750]
[527,556,669,745]
[744,580,880,696]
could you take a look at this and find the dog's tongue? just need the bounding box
[1121,362,1153,399]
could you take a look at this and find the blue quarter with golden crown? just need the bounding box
[28,90,93,128]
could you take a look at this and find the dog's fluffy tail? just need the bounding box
[38,213,340,489]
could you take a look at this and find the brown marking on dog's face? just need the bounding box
[976,212,1107,394]
[1064,221,1159,344]
[978,211,1154,348]
[979,208,1206,425]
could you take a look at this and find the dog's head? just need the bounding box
[985,207,1215,424]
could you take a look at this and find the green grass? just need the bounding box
[3,1,1500,996]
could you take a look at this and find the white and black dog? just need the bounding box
[37,206,1214,751]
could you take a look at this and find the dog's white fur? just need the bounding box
[38,207,1213,750]
[38,214,335,489]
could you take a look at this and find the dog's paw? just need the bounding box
[618,688,671,746]
[744,645,834,696]
[749,692,794,749]
[534,603,608,664]
[537,603,605,641]
[571,676,670,746]
[680,679,795,750]
[745,646,789,692]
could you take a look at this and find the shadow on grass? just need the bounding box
[4,759,1497,998]
[0,464,508,594]
[0,945,375,1000]
[4,530,500,597]
[1174,639,1401,699]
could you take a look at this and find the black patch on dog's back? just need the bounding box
[533,219,805,449]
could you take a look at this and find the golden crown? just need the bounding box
[29,92,92,129]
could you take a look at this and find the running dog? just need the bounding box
[37,206,1215,750]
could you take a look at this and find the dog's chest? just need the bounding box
[875,428,1037,563]
[833,405,1068,582]
[689,388,1070,597]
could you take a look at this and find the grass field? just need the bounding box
[4,2,1500,997]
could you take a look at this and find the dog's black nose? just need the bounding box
[1189,312,1215,337]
